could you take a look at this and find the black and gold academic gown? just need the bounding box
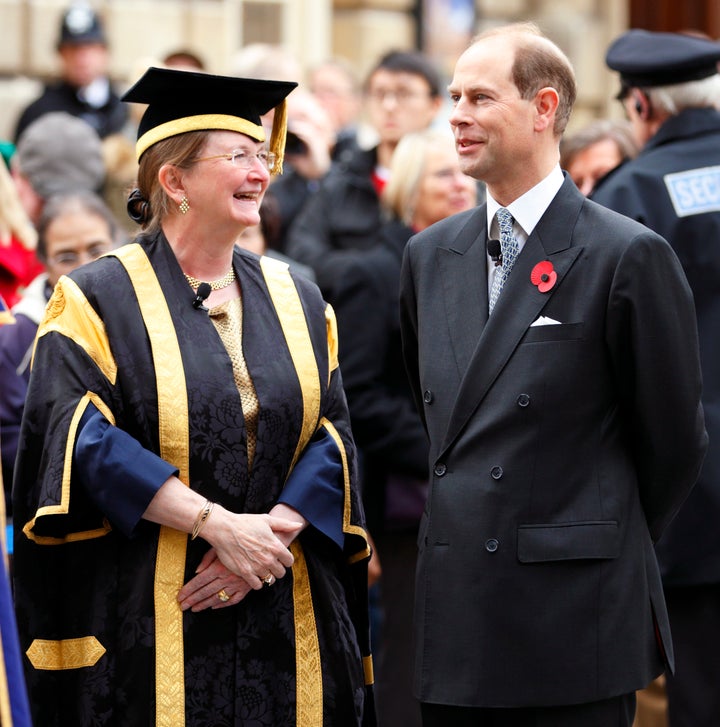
[12,231,374,727]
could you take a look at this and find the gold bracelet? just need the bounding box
[191,499,215,540]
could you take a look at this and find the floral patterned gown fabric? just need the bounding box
[12,231,374,726]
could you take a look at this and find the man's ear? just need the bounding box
[534,86,560,132]
[157,163,185,205]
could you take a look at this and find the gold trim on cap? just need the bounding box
[136,114,265,160]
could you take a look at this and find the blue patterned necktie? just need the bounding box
[489,207,520,313]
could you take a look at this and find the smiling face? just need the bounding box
[449,38,538,194]
[181,130,271,235]
[448,33,562,203]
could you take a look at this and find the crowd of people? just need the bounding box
[1,3,720,727]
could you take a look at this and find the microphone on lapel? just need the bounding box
[487,239,502,267]
[192,282,212,311]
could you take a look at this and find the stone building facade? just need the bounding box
[0,0,627,140]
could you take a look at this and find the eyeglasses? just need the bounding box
[367,89,431,104]
[50,244,111,267]
[193,148,277,171]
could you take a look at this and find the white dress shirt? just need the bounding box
[486,165,564,293]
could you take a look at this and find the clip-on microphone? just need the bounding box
[192,282,212,311]
[487,239,502,267]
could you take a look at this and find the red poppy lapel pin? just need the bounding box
[530,261,557,293]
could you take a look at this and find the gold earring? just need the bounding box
[179,196,190,214]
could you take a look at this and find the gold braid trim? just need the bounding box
[259,256,320,472]
[115,244,189,727]
[22,392,114,544]
[291,541,323,727]
[318,417,370,545]
[317,418,373,685]
[26,636,106,670]
[37,276,117,385]
[259,255,325,724]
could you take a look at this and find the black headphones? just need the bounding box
[635,98,643,116]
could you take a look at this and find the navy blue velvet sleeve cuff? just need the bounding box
[74,403,179,537]
[278,428,345,550]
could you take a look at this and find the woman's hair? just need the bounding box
[474,22,577,136]
[127,131,209,231]
[36,191,119,261]
[381,128,456,225]
[560,119,639,170]
[0,152,37,250]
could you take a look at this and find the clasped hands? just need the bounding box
[178,507,304,612]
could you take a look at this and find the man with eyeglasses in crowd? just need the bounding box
[286,50,444,298]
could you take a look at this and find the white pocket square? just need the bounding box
[530,316,562,327]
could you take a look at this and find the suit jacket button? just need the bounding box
[434,463,447,477]
[485,538,499,553]
[517,393,530,407]
[490,466,503,480]
[423,390,434,404]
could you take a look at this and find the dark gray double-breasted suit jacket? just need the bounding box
[399,176,707,708]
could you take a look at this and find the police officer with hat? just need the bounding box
[593,29,720,727]
[13,1,127,142]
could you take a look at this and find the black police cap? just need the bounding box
[122,66,297,172]
[57,3,106,49]
[606,29,720,88]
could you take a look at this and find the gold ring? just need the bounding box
[262,573,275,587]
[217,589,230,602]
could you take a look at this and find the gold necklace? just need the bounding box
[183,268,236,291]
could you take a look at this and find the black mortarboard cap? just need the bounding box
[121,66,297,173]
[57,3,106,48]
[606,29,720,88]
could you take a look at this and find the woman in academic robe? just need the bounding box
[12,66,375,727]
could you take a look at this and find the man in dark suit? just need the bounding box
[399,22,708,727]
[592,29,720,727]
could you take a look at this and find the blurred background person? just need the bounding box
[236,190,316,281]
[11,111,106,227]
[330,128,477,727]
[231,42,304,85]
[286,50,444,297]
[593,29,720,727]
[162,48,206,72]
[268,88,337,252]
[0,191,119,517]
[13,1,127,143]
[0,150,41,308]
[309,57,363,162]
[560,118,639,196]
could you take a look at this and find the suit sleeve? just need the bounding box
[607,231,707,541]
